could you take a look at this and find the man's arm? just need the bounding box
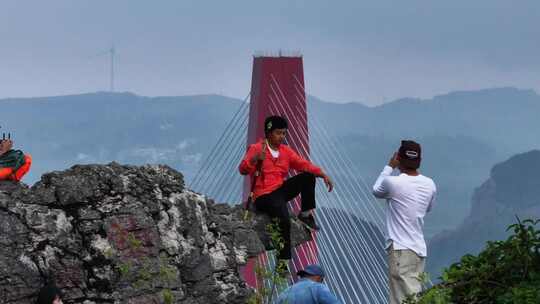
[426,183,437,213]
[288,147,333,192]
[238,144,258,175]
[372,153,398,199]
[372,166,393,199]
[288,147,323,176]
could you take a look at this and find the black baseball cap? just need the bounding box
[398,140,421,169]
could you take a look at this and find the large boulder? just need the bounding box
[0,163,311,304]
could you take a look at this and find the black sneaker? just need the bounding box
[297,213,320,231]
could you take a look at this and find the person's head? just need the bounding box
[264,115,288,147]
[297,264,325,283]
[0,138,13,150]
[36,282,63,304]
[397,140,422,172]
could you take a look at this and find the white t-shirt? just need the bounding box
[372,165,436,257]
[268,146,279,158]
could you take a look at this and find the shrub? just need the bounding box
[408,218,540,304]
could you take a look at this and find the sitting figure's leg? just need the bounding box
[255,192,292,275]
[0,167,14,181]
[281,172,319,231]
[255,192,292,259]
[272,203,292,276]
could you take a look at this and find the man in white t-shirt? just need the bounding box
[372,140,436,304]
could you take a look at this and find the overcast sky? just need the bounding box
[0,0,539,105]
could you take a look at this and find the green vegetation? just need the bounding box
[127,232,143,249]
[406,218,540,304]
[163,288,174,304]
[118,261,132,277]
[159,256,177,282]
[247,219,289,304]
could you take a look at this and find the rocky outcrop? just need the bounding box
[0,163,311,304]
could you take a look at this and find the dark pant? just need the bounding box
[255,172,316,259]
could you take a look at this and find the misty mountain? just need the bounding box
[1,87,539,239]
[0,92,243,184]
[427,150,540,279]
[311,88,540,153]
[311,87,540,235]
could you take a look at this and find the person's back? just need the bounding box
[277,279,340,304]
[277,265,341,304]
[372,140,437,304]
[380,173,436,255]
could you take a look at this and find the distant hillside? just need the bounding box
[311,87,540,153]
[427,150,540,278]
[1,88,539,236]
[0,92,242,183]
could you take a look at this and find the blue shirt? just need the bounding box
[277,278,342,304]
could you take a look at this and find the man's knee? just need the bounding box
[0,167,13,180]
[298,172,316,184]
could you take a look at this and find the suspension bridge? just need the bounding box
[190,55,389,303]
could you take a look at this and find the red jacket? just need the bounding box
[0,154,32,182]
[239,140,323,200]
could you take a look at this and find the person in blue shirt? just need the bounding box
[277,264,341,304]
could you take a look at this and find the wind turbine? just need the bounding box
[91,45,116,92]
[109,46,115,92]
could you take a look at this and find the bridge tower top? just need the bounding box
[246,56,309,158]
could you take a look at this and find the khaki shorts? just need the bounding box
[387,245,425,304]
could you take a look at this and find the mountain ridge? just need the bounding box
[2,86,539,238]
[427,149,540,278]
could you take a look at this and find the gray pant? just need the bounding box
[388,245,425,304]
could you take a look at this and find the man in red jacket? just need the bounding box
[239,115,333,263]
[0,138,32,182]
